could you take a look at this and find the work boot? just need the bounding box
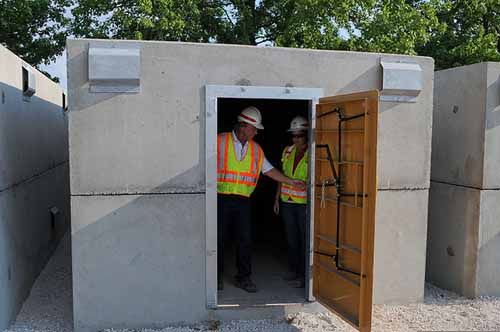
[218,279,224,291]
[235,277,258,293]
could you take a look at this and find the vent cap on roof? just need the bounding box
[380,58,422,103]
[88,43,141,93]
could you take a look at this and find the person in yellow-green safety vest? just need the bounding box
[217,106,306,293]
[273,116,309,289]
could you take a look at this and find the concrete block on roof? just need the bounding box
[88,43,141,93]
[380,58,423,102]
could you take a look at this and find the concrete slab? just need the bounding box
[67,39,434,195]
[372,189,429,304]
[0,164,70,330]
[426,181,480,297]
[477,189,500,296]
[431,63,487,188]
[71,194,206,331]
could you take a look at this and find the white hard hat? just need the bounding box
[287,116,308,132]
[237,106,264,130]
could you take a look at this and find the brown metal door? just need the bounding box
[313,91,378,332]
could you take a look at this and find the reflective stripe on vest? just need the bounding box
[280,145,308,204]
[217,132,263,197]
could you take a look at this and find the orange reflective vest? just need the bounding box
[217,132,264,197]
[280,145,308,204]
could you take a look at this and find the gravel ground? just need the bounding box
[4,234,500,332]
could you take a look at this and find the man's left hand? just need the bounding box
[290,179,306,189]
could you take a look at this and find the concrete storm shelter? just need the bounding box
[428,62,500,298]
[67,39,434,332]
[0,45,70,330]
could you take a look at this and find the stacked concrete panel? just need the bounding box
[428,62,500,297]
[0,45,70,330]
[67,39,434,331]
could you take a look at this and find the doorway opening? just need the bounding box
[204,85,323,309]
[217,98,309,306]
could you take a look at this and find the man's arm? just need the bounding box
[264,168,306,189]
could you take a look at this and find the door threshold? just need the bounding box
[217,301,307,309]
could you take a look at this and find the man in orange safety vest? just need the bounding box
[217,106,306,293]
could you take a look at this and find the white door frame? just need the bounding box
[205,85,323,308]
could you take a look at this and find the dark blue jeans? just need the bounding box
[281,201,307,277]
[218,195,252,280]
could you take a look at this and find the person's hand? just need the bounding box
[273,200,280,215]
[290,179,306,190]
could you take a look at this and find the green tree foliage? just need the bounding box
[417,0,500,69]
[70,0,375,49]
[351,0,444,55]
[5,0,500,71]
[0,0,70,66]
[70,0,225,42]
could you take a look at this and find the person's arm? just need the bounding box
[264,168,306,189]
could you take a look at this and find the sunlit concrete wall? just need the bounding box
[68,39,434,331]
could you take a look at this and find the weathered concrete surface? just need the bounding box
[0,45,68,192]
[483,62,500,189]
[373,189,429,304]
[429,62,500,298]
[477,189,500,296]
[67,39,434,194]
[431,63,487,188]
[68,39,434,330]
[426,181,480,298]
[426,182,500,297]
[0,164,70,330]
[71,194,206,332]
[432,62,500,190]
[0,44,70,331]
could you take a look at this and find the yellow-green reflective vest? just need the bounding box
[217,132,264,197]
[280,145,308,204]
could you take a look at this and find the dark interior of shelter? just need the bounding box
[217,98,309,305]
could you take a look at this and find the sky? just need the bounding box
[39,50,67,90]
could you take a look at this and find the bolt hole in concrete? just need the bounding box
[216,98,309,306]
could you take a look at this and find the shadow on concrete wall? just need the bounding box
[0,81,68,192]
[0,82,71,331]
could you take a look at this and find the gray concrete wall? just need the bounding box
[67,39,434,331]
[373,189,429,304]
[429,62,500,298]
[431,63,486,188]
[0,45,70,330]
[426,182,480,298]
